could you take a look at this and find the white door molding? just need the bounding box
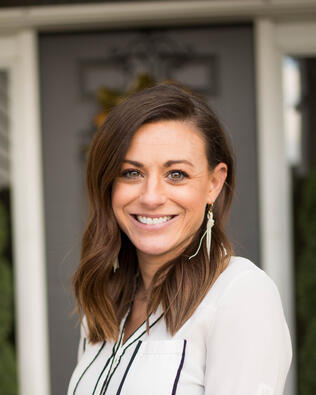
[255,18,296,395]
[255,17,316,395]
[1,1,316,32]
[255,18,294,330]
[0,31,50,395]
[276,20,316,54]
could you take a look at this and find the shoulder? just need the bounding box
[200,256,283,312]
[80,315,89,337]
[201,257,293,392]
[79,315,90,349]
[77,315,93,362]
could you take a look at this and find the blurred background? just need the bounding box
[0,1,315,394]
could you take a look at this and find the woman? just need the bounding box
[68,83,292,395]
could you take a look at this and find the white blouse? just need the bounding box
[67,256,292,395]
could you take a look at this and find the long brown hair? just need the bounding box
[73,83,235,343]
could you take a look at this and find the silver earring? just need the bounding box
[188,204,214,261]
[113,258,119,272]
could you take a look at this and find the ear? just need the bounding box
[207,162,228,204]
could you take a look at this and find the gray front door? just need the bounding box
[39,24,258,395]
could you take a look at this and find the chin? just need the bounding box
[131,235,190,260]
[134,241,175,258]
[137,246,171,257]
[135,241,188,261]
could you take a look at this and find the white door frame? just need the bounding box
[255,18,316,395]
[1,2,315,394]
[0,31,50,395]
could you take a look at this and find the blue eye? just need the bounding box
[167,170,188,182]
[121,169,142,179]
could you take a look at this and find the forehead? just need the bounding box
[125,120,208,165]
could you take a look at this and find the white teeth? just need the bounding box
[136,215,172,225]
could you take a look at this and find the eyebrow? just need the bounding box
[123,159,194,168]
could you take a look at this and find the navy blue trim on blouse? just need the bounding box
[115,340,142,395]
[123,312,164,348]
[96,311,132,395]
[72,341,106,395]
[171,339,187,395]
[99,313,164,394]
[92,327,126,395]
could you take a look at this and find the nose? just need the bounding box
[138,174,167,208]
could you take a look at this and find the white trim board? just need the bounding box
[255,18,316,395]
[255,18,293,394]
[254,26,296,395]
[0,32,51,395]
[276,21,316,54]
[1,1,316,32]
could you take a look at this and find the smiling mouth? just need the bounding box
[133,215,175,225]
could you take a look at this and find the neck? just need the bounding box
[136,253,165,292]
[135,235,195,292]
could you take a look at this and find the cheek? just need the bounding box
[111,187,126,231]
[111,182,125,216]
[171,184,208,210]
[111,182,138,218]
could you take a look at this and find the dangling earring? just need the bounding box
[205,204,214,259]
[113,258,119,272]
[188,204,214,261]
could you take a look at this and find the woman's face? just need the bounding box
[112,120,227,264]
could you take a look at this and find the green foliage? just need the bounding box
[0,342,17,395]
[0,199,17,394]
[296,170,316,395]
[297,246,316,321]
[298,318,316,394]
[299,170,316,243]
[0,201,8,254]
[297,171,316,320]
[0,260,13,341]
